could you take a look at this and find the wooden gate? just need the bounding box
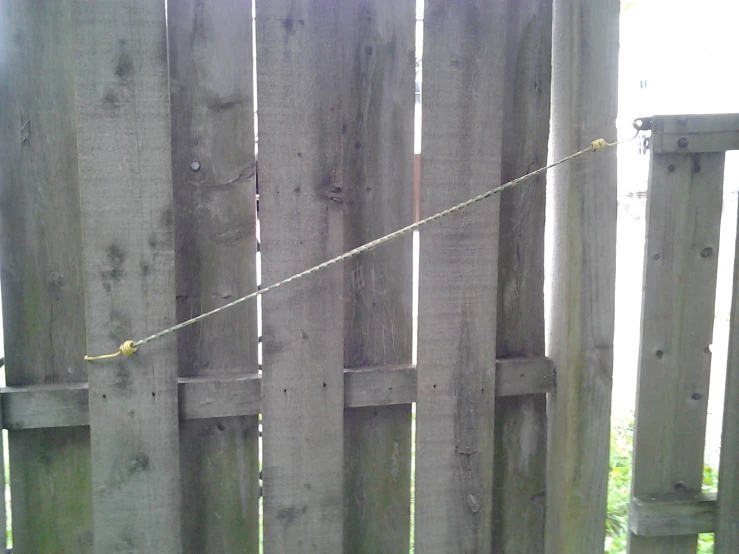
[628,114,739,554]
[0,0,624,553]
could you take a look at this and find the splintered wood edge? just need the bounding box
[629,492,717,537]
[1,357,554,429]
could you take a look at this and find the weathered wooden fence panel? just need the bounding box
[168,1,260,552]
[75,0,182,551]
[0,2,653,553]
[256,1,345,551]
[415,0,506,551]
[717,196,739,552]
[493,0,552,551]
[629,148,725,551]
[340,1,415,553]
[0,1,92,551]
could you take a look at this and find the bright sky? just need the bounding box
[614,0,739,464]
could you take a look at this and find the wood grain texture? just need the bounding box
[630,493,717,537]
[2,383,89,430]
[545,0,618,552]
[344,366,417,409]
[1,358,555,430]
[629,153,724,553]
[651,113,739,154]
[493,0,552,551]
[178,375,262,420]
[415,0,506,551]
[0,1,92,551]
[340,1,415,552]
[74,0,182,551]
[716,199,739,553]
[167,1,259,551]
[256,1,345,551]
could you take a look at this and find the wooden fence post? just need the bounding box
[256,1,345,551]
[545,0,619,552]
[717,196,739,552]
[167,1,260,552]
[493,0,552,551]
[0,1,92,551]
[415,0,507,551]
[340,1,415,553]
[75,0,182,551]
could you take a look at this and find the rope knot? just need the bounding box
[120,340,138,356]
[590,138,608,152]
[85,340,137,361]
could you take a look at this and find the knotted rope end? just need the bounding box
[591,138,608,152]
[84,340,138,362]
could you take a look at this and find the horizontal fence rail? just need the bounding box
[629,493,718,538]
[1,358,554,430]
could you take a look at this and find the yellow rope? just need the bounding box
[84,340,137,361]
[590,138,608,152]
[85,130,638,361]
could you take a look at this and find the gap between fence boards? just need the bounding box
[0,357,553,430]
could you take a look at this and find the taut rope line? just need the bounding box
[85,132,635,361]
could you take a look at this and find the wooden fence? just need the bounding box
[1,1,735,554]
[0,1,560,551]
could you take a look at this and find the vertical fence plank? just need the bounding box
[341,1,415,552]
[717,198,739,552]
[75,0,182,551]
[493,0,552,551]
[0,403,3,550]
[415,0,506,551]
[256,1,345,552]
[629,152,725,553]
[0,2,92,551]
[545,0,618,552]
[168,2,259,552]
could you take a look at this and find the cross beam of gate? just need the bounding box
[1,357,554,431]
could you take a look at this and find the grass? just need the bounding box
[606,412,716,553]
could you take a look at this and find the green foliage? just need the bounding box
[606,413,717,553]
[605,416,633,553]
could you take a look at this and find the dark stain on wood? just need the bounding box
[282,12,304,38]
[207,94,244,112]
[108,308,133,343]
[102,242,126,283]
[114,365,133,393]
[160,206,173,229]
[102,89,119,109]
[282,15,295,35]
[114,40,133,82]
[128,452,150,474]
[277,505,307,525]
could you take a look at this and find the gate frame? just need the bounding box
[627,113,739,554]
